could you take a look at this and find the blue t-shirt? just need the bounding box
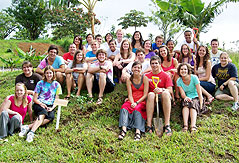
[177,75,200,99]
[38,56,65,70]
[152,43,165,51]
[86,51,96,58]
[34,80,62,105]
[212,63,238,86]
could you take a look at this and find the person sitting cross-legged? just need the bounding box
[86,49,115,105]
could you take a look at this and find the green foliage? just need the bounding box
[48,7,100,40]
[54,37,73,52]
[118,9,148,31]
[0,10,18,39]
[7,0,48,40]
[156,0,239,39]
[110,25,117,39]
[16,46,46,67]
[150,0,185,42]
[0,56,22,71]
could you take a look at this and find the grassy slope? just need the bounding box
[0,40,238,162]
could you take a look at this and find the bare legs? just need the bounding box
[182,106,197,131]
[215,80,238,102]
[86,72,106,98]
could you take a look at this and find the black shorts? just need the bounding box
[33,103,55,121]
[92,75,115,94]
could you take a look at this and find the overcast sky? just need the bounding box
[1,0,239,51]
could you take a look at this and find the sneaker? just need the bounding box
[19,125,29,137]
[26,131,34,143]
[231,102,239,111]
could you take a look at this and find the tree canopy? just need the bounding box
[118,9,148,31]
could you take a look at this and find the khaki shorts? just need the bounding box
[215,81,239,96]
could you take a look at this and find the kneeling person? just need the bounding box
[86,49,114,105]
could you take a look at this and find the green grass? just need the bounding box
[0,71,238,162]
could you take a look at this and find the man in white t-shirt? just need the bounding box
[121,48,151,82]
[107,39,120,61]
[116,29,124,48]
[86,49,114,105]
[210,38,232,66]
[174,30,199,55]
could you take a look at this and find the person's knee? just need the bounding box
[147,92,155,101]
[228,80,236,88]
[99,73,106,79]
[161,90,171,99]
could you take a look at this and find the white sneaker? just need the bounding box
[231,102,239,111]
[26,132,34,143]
[19,125,29,137]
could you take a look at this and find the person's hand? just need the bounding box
[47,107,54,112]
[124,98,128,102]
[131,102,137,108]
[40,103,47,109]
[184,97,191,102]
[193,37,198,44]
[117,64,123,69]
[153,87,163,94]
[220,84,225,91]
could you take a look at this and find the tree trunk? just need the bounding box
[90,12,95,36]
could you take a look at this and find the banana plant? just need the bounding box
[16,46,46,63]
[0,57,22,71]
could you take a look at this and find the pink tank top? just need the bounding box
[161,58,175,72]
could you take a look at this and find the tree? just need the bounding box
[7,0,48,40]
[80,0,102,36]
[48,7,100,39]
[118,10,148,31]
[156,0,239,40]
[149,0,185,42]
[0,11,19,39]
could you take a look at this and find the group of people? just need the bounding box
[0,29,238,142]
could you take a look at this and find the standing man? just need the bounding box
[86,49,114,105]
[145,56,173,136]
[62,43,77,65]
[85,40,99,63]
[116,29,124,48]
[152,35,164,53]
[174,30,199,55]
[36,45,65,85]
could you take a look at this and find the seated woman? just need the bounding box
[212,52,239,111]
[113,39,136,83]
[195,45,215,104]
[19,65,62,142]
[179,44,196,71]
[158,45,178,103]
[143,40,156,60]
[131,31,143,53]
[0,83,32,139]
[73,35,86,54]
[177,63,206,132]
[166,40,179,60]
[118,61,148,141]
[65,50,88,98]
[15,61,42,97]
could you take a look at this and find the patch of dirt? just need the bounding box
[17,42,66,56]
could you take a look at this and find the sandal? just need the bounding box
[182,125,188,132]
[164,125,172,136]
[146,126,154,133]
[206,96,214,105]
[190,126,197,133]
[96,97,103,105]
[134,133,141,141]
[118,130,126,140]
[64,96,70,100]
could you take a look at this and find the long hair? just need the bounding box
[158,45,171,62]
[195,45,210,70]
[131,31,144,49]
[130,61,142,82]
[73,35,84,50]
[14,83,28,108]
[72,50,85,68]
[177,63,192,77]
[179,44,192,63]
[42,65,56,82]
[120,39,132,59]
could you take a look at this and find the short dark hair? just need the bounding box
[136,48,145,55]
[155,35,164,42]
[211,39,219,45]
[95,34,102,39]
[177,63,191,77]
[48,45,58,54]
[22,61,33,69]
[150,55,161,64]
[109,39,116,45]
[166,39,174,46]
[184,30,192,35]
[86,33,94,40]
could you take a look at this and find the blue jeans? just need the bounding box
[200,81,216,95]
